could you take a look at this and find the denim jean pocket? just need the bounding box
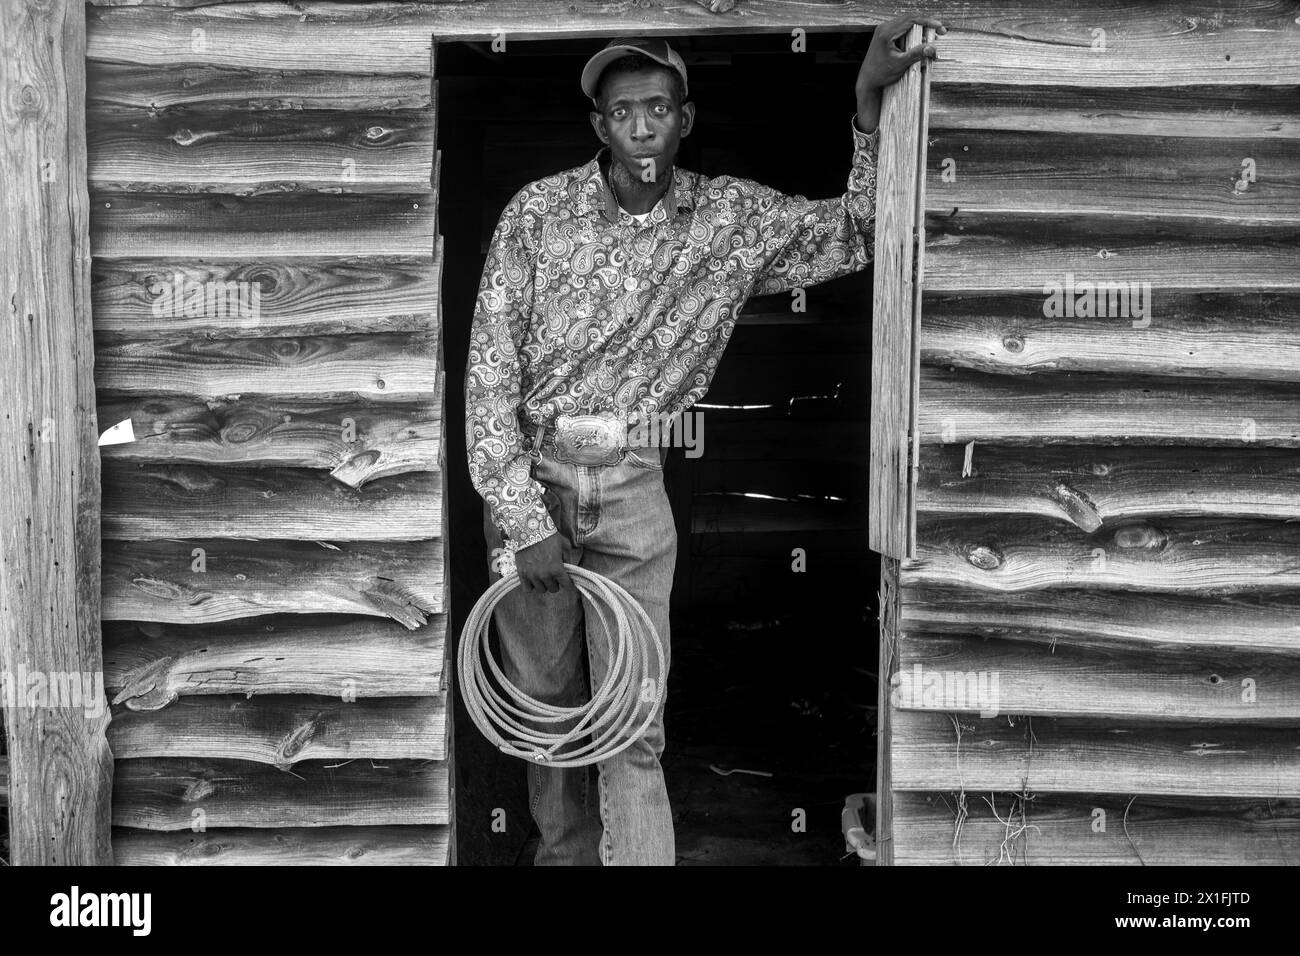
[624,447,664,471]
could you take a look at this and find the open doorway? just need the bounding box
[439,32,879,866]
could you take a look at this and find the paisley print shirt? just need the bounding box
[467,117,880,551]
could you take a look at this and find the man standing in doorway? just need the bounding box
[466,17,944,866]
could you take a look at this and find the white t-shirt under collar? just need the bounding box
[619,202,653,226]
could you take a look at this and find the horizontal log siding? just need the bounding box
[889,38,1300,864]
[87,1,447,863]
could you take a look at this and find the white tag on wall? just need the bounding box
[98,418,136,446]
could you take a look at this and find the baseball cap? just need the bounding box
[580,38,689,103]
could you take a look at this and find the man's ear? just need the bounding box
[589,110,609,144]
[680,101,696,138]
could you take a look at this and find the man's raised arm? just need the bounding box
[750,14,944,296]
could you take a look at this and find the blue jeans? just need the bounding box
[482,445,676,866]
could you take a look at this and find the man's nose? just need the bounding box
[631,110,653,139]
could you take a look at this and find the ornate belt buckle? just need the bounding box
[552,413,627,466]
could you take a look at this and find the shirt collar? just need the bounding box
[580,146,696,224]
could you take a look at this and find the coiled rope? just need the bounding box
[458,563,666,768]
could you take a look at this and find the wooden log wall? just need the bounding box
[75,0,1300,867]
[884,2,1300,865]
[86,1,448,865]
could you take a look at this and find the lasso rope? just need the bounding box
[458,563,666,768]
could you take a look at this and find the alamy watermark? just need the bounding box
[1,665,106,718]
[50,887,151,936]
[627,409,704,459]
[1042,272,1151,328]
[890,663,1001,718]
[149,273,263,327]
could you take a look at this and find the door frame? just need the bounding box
[431,15,928,865]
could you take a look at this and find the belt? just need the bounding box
[521,413,666,466]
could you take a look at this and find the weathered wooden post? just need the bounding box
[0,0,114,864]
[870,23,930,864]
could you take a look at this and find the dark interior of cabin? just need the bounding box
[438,31,879,866]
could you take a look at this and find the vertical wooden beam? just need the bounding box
[433,38,454,865]
[869,24,927,560]
[0,0,114,864]
[875,556,900,865]
[870,23,932,865]
[906,34,933,557]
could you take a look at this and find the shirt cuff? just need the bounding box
[851,114,881,152]
[503,511,558,553]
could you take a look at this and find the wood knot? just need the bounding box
[112,655,179,712]
[1113,524,1167,551]
[222,417,262,444]
[161,467,223,495]
[1001,334,1024,354]
[271,339,305,360]
[965,544,1003,571]
[18,84,42,113]
[183,778,217,802]
[243,268,278,295]
[275,712,324,768]
[331,450,380,489]
[1050,482,1102,533]
[131,576,187,601]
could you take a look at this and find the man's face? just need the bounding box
[589,67,694,184]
